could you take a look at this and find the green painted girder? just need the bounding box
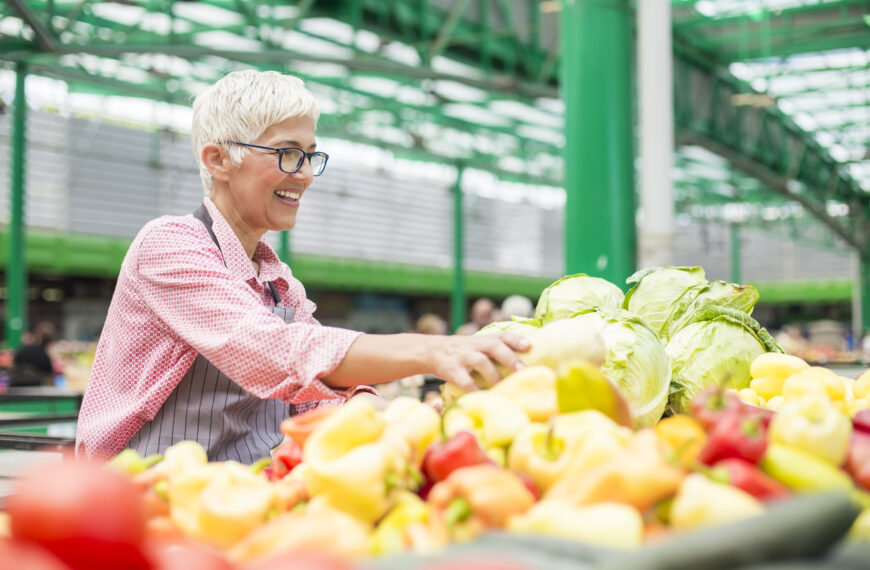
[674,0,870,31]
[1,0,866,252]
[673,45,868,253]
[0,228,556,300]
[679,18,870,61]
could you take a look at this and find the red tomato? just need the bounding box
[0,537,69,570]
[149,540,234,570]
[7,458,150,570]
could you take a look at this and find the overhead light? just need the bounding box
[731,93,776,108]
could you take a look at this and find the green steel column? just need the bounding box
[861,254,870,337]
[6,62,28,349]
[560,0,635,284]
[450,165,466,333]
[730,223,741,283]
[279,231,291,266]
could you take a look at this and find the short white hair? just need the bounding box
[191,70,320,194]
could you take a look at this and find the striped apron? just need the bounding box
[126,204,295,464]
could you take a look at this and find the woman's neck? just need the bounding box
[210,193,260,260]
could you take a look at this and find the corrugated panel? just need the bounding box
[673,219,852,282]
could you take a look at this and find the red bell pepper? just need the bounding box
[845,430,870,491]
[690,386,746,430]
[697,409,769,466]
[264,439,304,482]
[421,431,492,494]
[853,409,870,435]
[711,459,789,501]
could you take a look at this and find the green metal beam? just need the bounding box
[561,0,635,284]
[5,62,28,349]
[672,45,868,254]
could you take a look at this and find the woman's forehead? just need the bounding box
[259,115,316,144]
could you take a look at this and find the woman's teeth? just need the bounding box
[275,190,300,201]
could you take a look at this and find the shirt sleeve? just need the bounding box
[133,220,363,404]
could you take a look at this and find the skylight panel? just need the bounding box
[279,30,354,59]
[89,3,146,26]
[349,76,403,98]
[172,3,243,28]
[0,17,24,37]
[194,30,262,52]
[298,18,355,46]
[430,80,489,103]
[379,41,421,67]
[431,56,485,80]
[353,29,381,53]
[490,100,563,128]
[443,103,512,127]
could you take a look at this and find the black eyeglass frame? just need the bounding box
[226,141,329,176]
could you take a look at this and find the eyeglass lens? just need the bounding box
[279,148,327,176]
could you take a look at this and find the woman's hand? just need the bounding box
[323,332,531,392]
[423,332,531,392]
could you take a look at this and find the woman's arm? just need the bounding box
[323,332,530,392]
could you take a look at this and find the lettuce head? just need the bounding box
[623,266,707,337]
[535,273,625,325]
[568,308,670,427]
[660,280,760,341]
[666,304,782,413]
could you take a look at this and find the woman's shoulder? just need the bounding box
[133,213,208,250]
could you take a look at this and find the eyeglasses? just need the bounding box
[226,141,329,176]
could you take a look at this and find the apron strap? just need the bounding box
[194,203,283,306]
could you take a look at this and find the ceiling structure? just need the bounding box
[0,0,868,253]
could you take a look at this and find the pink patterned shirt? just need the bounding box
[76,198,368,460]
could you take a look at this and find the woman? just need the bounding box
[76,70,529,462]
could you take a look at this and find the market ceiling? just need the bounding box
[0,0,868,251]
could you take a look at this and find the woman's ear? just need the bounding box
[201,143,232,182]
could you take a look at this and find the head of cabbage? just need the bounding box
[567,308,670,427]
[623,266,706,337]
[666,304,782,414]
[659,280,760,341]
[535,273,625,325]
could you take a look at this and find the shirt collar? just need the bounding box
[203,197,284,285]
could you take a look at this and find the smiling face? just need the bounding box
[206,114,317,255]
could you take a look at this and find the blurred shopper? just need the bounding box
[456,298,497,335]
[415,313,448,336]
[501,294,534,320]
[76,70,528,462]
[10,321,57,387]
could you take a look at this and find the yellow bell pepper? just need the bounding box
[489,365,559,422]
[371,491,446,556]
[443,391,530,448]
[381,396,441,466]
[508,410,630,493]
[855,370,870,399]
[769,397,852,466]
[167,461,275,549]
[227,499,371,564]
[669,473,764,532]
[544,429,685,511]
[507,501,643,549]
[760,444,856,494]
[303,398,410,524]
[653,414,707,468]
